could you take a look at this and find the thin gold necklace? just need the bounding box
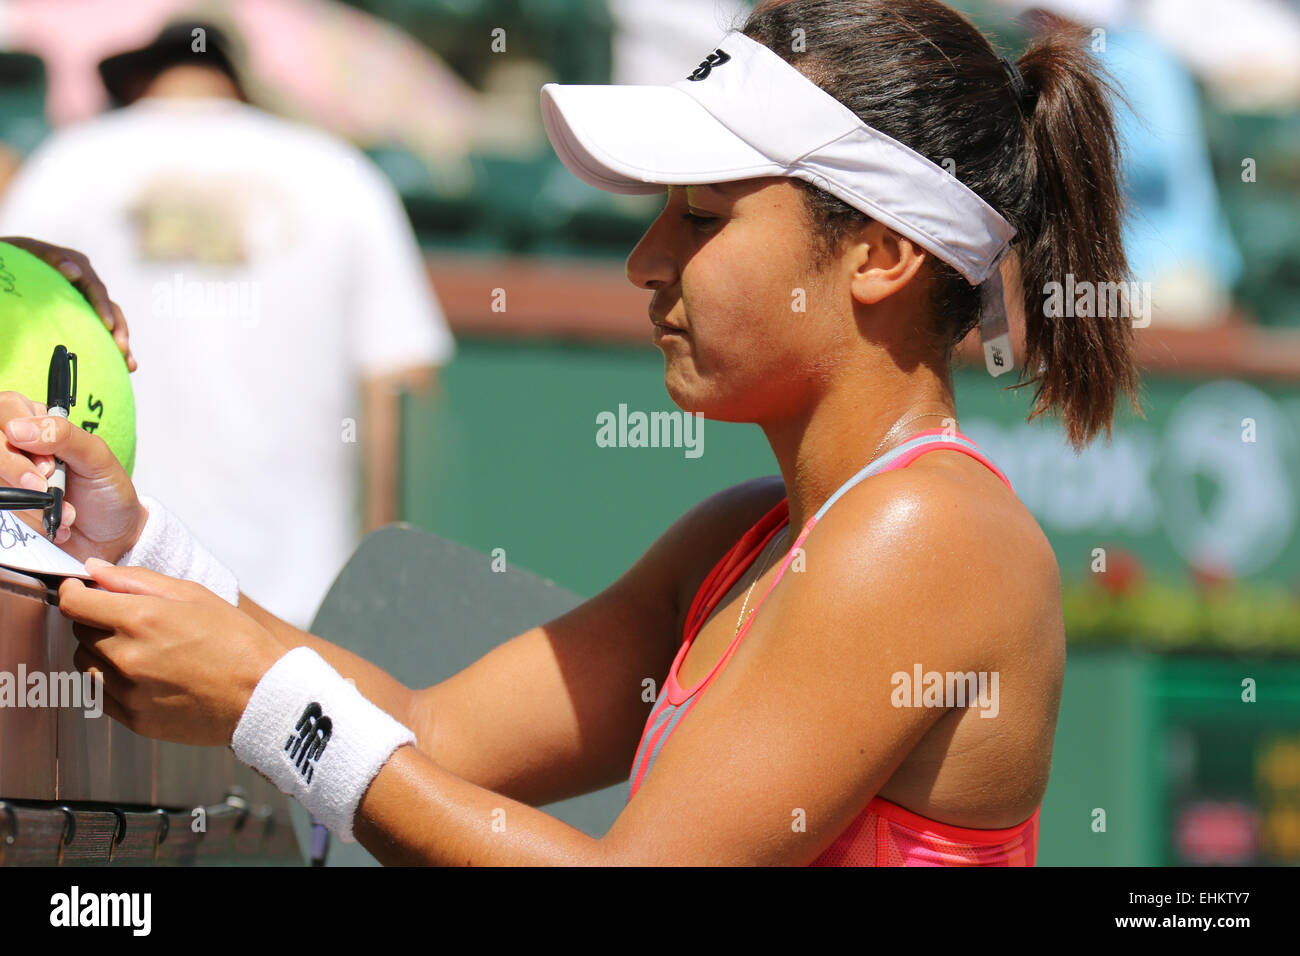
[733,526,790,636]
[731,409,954,637]
[866,410,954,461]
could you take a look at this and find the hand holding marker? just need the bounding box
[0,345,74,541]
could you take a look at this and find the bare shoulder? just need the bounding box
[778,450,1063,823]
[799,450,1063,672]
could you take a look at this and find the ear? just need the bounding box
[846,222,928,306]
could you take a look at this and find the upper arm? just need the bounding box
[597,474,1032,865]
[358,366,438,426]
[409,477,787,807]
[369,365,437,393]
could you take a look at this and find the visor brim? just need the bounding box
[540,82,781,195]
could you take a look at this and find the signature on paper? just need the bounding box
[0,511,42,551]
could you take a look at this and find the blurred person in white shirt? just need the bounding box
[0,21,456,627]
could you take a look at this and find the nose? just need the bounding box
[625,204,679,291]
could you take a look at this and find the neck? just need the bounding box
[139,65,241,102]
[760,354,957,535]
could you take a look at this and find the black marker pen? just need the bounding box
[45,345,76,541]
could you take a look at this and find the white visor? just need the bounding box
[540,30,1018,376]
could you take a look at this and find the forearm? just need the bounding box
[353,744,608,866]
[360,371,429,533]
[230,645,609,865]
[238,591,425,741]
[120,500,417,726]
[361,396,399,532]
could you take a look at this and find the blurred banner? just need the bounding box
[1,0,479,189]
[963,378,1300,587]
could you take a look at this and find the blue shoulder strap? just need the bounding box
[812,432,986,522]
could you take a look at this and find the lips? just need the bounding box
[649,310,686,333]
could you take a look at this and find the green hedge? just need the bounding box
[1063,580,1300,656]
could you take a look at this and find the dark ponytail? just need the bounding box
[1014,23,1141,449]
[744,0,1141,449]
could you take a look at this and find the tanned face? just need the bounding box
[628,177,856,425]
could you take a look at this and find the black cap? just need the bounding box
[97,21,247,107]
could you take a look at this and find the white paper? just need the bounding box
[0,510,93,580]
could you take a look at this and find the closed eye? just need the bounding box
[682,212,719,228]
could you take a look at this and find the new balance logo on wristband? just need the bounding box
[285,702,332,783]
[687,48,731,81]
[235,648,415,842]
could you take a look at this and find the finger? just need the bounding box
[63,260,119,335]
[72,641,131,699]
[23,403,53,476]
[71,619,112,647]
[54,502,75,542]
[0,423,52,538]
[17,400,61,480]
[0,445,52,487]
[2,414,122,482]
[0,393,48,481]
[57,575,154,632]
[68,616,136,679]
[11,464,47,492]
[109,301,134,368]
[0,240,121,344]
[0,445,47,491]
[54,257,82,283]
[83,559,200,601]
[69,666,133,730]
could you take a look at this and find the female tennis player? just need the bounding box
[0,0,1138,865]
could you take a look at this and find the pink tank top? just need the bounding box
[626,429,1040,865]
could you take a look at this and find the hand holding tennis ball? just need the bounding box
[1,236,136,371]
[1,240,138,475]
[0,237,144,563]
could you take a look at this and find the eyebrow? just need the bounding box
[673,182,738,199]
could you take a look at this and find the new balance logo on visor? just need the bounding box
[285,702,332,783]
[687,48,731,81]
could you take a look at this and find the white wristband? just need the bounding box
[117,495,239,605]
[231,647,415,843]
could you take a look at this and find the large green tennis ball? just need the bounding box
[0,241,136,476]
